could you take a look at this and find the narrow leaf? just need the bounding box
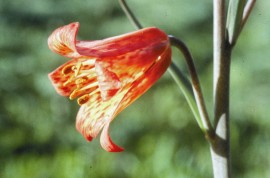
[226,0,247,45]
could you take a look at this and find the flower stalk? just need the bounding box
[119,0,214,136]
[118,0,143,29]
[169,36,214,137]
[118,0,257,177]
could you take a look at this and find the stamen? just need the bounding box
[76,68,96,78]
[72,62,82,76]
[62,64,74,75]
[61,59,102,102]
[82,59,96,66]
[62,63,96,86]
[80,81,99,91]
[75,76,88,86]
[69,83,99,99]
[77,94,90,105]
[63,77,74,86]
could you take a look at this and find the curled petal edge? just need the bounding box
[48,22,81,58]
[100,123,124,152]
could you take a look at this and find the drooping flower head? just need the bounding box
[48,22,171,152]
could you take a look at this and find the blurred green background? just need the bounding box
[0,0,269,177]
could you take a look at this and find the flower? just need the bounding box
[48,22,171,152]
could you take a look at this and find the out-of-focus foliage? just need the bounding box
[0,0,269,177]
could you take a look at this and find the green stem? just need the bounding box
[169,36,214,137]
[168,62,204,130]
[226,0,246,46]
[240,0,256,33]
[211,0,231,177]
[119,0,214,136]
[118,0,142,29]
[226,0,256,47]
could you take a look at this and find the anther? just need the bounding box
[62,64,74,75]
[77,94,90,105]
[72,62,82,76]
[75,76,88,86]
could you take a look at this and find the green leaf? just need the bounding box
[168,63,205,132]
[226,0,247,45]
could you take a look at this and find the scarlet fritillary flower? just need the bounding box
[48,22,171,152]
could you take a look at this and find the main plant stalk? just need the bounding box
[211,0,232,177]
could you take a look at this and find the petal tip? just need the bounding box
[48,22,81,58]
[100,124,124,152]
[101,141,124,153]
